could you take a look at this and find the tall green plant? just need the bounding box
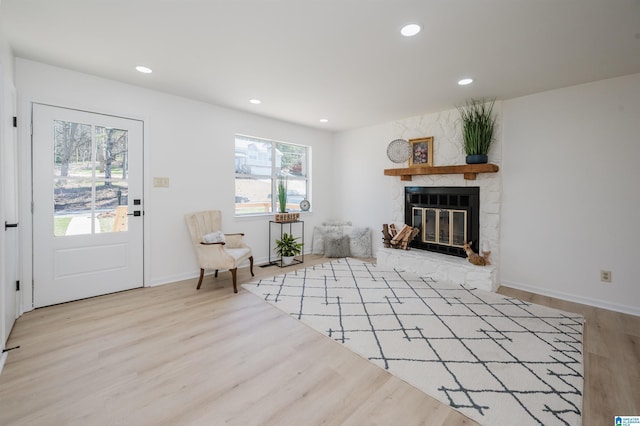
[277,176,288,213]
[458,98,496,156]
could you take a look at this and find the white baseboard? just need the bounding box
[146,255,274,287]
[501,279,640,317]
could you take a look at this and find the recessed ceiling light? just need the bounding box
[249,99,261,105]
[458,78,474,86]
[401,24,421,37]
[319,118,329,123]
[135,65,153,74]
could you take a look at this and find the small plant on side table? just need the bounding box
[275,232,303,265]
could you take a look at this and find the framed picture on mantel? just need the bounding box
[409,137,434,167]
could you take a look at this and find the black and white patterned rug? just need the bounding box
[243,258,583,426]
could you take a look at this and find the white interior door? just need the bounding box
[32,104,144,307]
[2,79,19,343]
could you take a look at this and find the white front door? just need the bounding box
[32,104,144,307]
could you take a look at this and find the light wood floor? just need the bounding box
[0,255,638,425]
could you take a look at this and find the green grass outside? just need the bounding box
[54,217,72,237]
[54,216,119,236]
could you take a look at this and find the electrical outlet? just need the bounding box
[600,270,612,283]
[153,177,170,188]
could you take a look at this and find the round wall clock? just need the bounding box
[300,199,311,211]
[386,138,411,163]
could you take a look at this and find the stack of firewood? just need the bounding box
[382,224,420,250]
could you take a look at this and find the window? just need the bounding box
[235,135,310,216]
[53,120,130,235]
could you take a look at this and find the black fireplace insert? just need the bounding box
[404,186,480,258]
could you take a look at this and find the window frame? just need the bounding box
[234,134,310,217]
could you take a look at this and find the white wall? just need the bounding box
[332,122,395,232]
[16,59,334,311]
[501,73,640,315]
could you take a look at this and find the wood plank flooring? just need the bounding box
[0,255,637,425]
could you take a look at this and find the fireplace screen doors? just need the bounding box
[413,208,467,248]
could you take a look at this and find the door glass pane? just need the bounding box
[412,208,422,241]
[96,181,128,233]
[54,179,94,236]
[95,127,128,180]
[96,127,129,234]
[452,211,466,247]
[439,210,450,245]
[53,120,92,177]
[53,120,95,236]
[425,209,437,242]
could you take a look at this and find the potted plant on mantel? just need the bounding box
[458,98,497,164]
[274,232,303,266]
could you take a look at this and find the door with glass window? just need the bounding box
[32,104,143,307]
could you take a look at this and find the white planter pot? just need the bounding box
[282,256,295,266]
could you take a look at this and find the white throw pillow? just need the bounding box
[202,231,226,244]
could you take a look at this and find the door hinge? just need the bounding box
[16,280,20,291]
[13,116,17,128]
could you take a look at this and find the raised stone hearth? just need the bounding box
[376,247,497,292]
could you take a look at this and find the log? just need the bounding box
[383,224,420,250]
[400,227,421,250]
[382,224,392,248]
[391,224,411,245]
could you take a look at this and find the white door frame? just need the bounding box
[32,104,144,307]
[1,80,19,346]
[17,99,150,313]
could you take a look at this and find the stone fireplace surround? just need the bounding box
[377,173,500,292]
[376,108,502,293]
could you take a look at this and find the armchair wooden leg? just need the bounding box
[230,268,238,293]
[196,268,205,289]
[249,256,255,277]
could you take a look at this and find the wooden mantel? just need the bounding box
[384,163,499,181]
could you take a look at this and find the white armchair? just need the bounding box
[185,210,254,293]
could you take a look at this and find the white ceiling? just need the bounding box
[2,0,640,132]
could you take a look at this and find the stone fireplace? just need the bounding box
[375,105,503,293]
[378,182,498,292]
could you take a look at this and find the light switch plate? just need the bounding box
[153,177,170,188]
